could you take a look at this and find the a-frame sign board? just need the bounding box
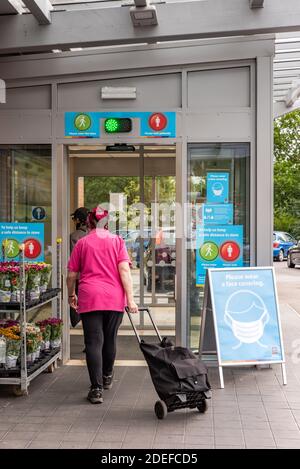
[199,267,287,389]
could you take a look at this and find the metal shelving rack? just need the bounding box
[0,240,62,396]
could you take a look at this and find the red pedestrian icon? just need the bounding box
[149,113,167,131]
[220,241,240,262]
[24,238,42,259]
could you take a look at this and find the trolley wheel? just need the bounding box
[197,400,208,414]
[12,386,29,397]
[47,363,55,373]
[154,400,168,420]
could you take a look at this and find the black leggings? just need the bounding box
[81,310,123,388]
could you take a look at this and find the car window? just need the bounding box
[284,233,294,242]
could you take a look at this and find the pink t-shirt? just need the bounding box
[67,228,131,314]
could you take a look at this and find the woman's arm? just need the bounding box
[118,261,139,313]
[67,271,78,310]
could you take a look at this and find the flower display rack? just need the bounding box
[0,288,61,312]
[0,240,62,396]
[0,348,60,379]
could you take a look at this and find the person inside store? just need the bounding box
[69,207,89,328]
[67,205,139,404]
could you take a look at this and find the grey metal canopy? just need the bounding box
[274,32,300,115]
[1,0,300,115]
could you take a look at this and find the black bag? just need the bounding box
[140,339,211,401]
[70,306,81,328]
[69,281,81,328]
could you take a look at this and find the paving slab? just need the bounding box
[1,279,300,450]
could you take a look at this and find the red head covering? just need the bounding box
[87,206,109,230]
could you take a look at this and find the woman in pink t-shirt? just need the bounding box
[67,206,138,404]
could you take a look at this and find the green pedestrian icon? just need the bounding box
[74,114,91,131]
[2,239,20,259]
[200,241,219,261]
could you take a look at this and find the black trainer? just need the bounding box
[103,372,114,390]
[87,387,103,404]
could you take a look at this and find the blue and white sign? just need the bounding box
[209,268,284,365]
[202,203,233,225]
[0,223,44,262]
[32,206,46,221]
[206,172,229,204]
[196,225,243,286]
[65,111,176,138]
[65,112,100,137]
[140,112,176,137]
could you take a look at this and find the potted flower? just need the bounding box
[0,326,21,369]
[36,320,51,351]
[9,265,21,302]
[39,263,52,293]
[0,265,11,303]
[27,264,43,301]
[26,323,39,364]
[35,329,43,359]
[48,318,63,349]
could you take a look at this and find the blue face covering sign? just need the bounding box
[209,268,284,364]
[206,172,229,204]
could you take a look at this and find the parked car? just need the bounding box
[273,231,297,262]
[287,241,300,268]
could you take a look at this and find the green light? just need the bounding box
[104,118,132,133]
[105,118,120,133]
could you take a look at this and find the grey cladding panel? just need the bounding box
[0,111,52,141]
[0,86,51,109]
[58,74,181,110]
[186,111,252,140]
[188,67,250,108]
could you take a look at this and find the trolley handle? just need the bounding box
[125,307,162,344]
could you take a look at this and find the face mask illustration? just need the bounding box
[224,290,270,350]
[212,182,224,197]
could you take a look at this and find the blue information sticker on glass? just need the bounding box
[206,172,229,204]
[196,225,243,286]
[203,203,233,225]
[0,223,44,262]
[209,268,284,364]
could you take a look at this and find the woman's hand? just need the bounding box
[68,294,78,310]
[127,300,139,314]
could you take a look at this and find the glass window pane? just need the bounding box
[0,145,52,322]
[0,145,52,263]
[187,143,250,350]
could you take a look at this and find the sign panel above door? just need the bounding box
[65,111,176,138]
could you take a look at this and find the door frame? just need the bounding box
[54,142,184,362]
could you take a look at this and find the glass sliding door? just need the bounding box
[70,144,176,331]
[187,143,250,350]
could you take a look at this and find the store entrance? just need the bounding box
[68,144,176,361]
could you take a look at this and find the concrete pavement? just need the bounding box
[0,262,299,449]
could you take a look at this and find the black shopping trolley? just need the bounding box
[126,307,211,420]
